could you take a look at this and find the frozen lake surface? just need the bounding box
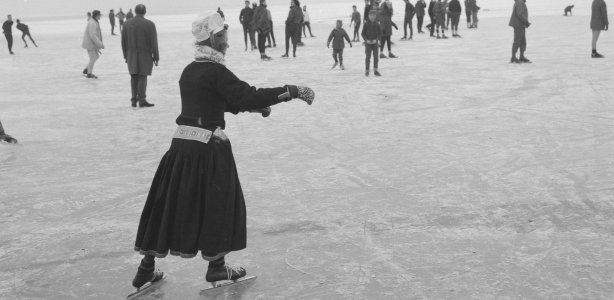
[1,9,613,300]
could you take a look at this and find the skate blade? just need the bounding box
[126,274,166,299]
[200,276,257,293]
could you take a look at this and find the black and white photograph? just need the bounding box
[0,0,612,299]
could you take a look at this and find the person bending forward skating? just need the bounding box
[130,11,315,292]
[15,19,37,47]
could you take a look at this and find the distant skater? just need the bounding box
[126,9,134,20]
[327,19,352,70]
[122,4,158,108]
[509,0,531,63]
[303,5,315,37]
[350,5,362,41]
[471,0,479,28]
[402,0,415,40]
[282,0,303,58]
[427,0,436,36]
[448,0,462,37]
[240,1,256,51]
[564,5,574,16]
[464,0,472,28]
[362,10,382,76]
[81,10,104,78]
[266,4,277,48]
[591,0,609,58]
[380,0,398,58]
[128,11,315,296]
[117,9,126,31]
[16,19,37,48]
[0,120,17,144]
[109,9,117,35]
[3,15,14,55]
[415,0,427,33]
[252,0,273,60]
[434,0,448,39]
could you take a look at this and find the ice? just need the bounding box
[1,5,614,300]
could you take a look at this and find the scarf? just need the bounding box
[194,45,225,65]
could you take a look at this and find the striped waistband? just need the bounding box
[172,125,228,144]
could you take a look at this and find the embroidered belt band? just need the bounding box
[172,125,228,144]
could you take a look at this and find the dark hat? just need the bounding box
[92,10,101,18]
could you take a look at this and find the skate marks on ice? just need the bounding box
[126,274,167,299]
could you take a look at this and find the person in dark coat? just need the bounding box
[109,9,116,35]
[379,0,397,58]
[402,0,415,40]
[415,0,427,33]
[116,9,126,31]
[2,15,14,55]
[15,19,37,48]
[350,5,362,42]
[591,0,609,57]
[564,5,574,16]
[129,11,315,292]
[362,9,382,76]
[509,0,531,63]
[251,0,272,60]
[282,0,303,58]
[126,9,134,20]
[448,0,462,37]
[0,120,17,144]
[464,0,472,28]
[327,19,352,69]
[121,4,158,108]
[434,0,448,39]
[427,0,436,36]
[240,1,255,51]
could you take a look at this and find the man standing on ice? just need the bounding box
[590,0,608,58]
[117,8,126,32]
[401,0,416,40]
[448,0,462,37]
[252,0,273,60]
[122,4,158,108]
[129,11,315,294]
[434,0,448,39]
[240,1,255,51]
[3,15,14,55]
[282,0,303,58]
[109,9,117,35]
[350,5,362,42]
[415,0,427,34]
[362,9,382,76]
[509,0,531,63]
[81,10,104,78]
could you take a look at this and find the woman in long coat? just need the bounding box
[129,11,315,293]
[591,0,609,58]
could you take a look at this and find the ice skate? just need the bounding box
[0,133,18,144]
[201,258,256,292]
[519,56,531,63]
[82,68,88,75]
[374,69,381,76]
[340,65,345,70]
[388,52,397,58]
[127,268,165,299]
[592,52,604,58]
[400,36,407,40]
[86,74,98,79]
[331,62,338,69]
[442,34,448,39]
[281,53,289,58]
[138,100,155,108]
[365,70,369,76]
[261,55,272,61]
[510,56,520,64]
[380,53,387,59]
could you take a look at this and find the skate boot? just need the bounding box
[0,133,18,144]
[592,51,604,58]
[82,68,88,75]
[331,62,338,69]
[138,100,155,108]
[86,74,98,79]
[510,56,520,64]
[519,56,531,63]
[442,34,448,39]
[436,35,441,39]
[261,54,272,61]
[132,266,164,289]
[340,64,345,70]
[24,44,28,48]
[388,52,397,58]
[374,69,381,76]
[205,257,247,287]
[281,53,289,58]
[365,69,369,76]
[380,53,387,59]
[400,36,407,40]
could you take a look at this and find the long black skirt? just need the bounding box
[134,137,247,258]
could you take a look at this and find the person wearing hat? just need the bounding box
[252,0,273,60]
[0,120,17,144]
[129,11,315,292]
[591,0,609,58]
[81,10,104,78]
[121,4,158,108]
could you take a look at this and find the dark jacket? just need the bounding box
[178,62,288,130]
[509,0,529,28]
[327,27,351,49]
[286,5,304,25]
[126,11,134,19]
[121,16,159,76]
[428,1,435,17]
[416,1,427,17]
[405,2,416,20]
[252,5,271,34]
[2,20,13,34]
[380,3,394,35]
[449,0,462,15]
[352,11,361,25]
[361,19,382,42]
[591,0,609,30]
[16,23,28,32]
[434,1,446,18]
[109,13,115,24]
[240,7,254,25]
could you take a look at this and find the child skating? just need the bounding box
[327,20,352,70]
[362,10,383,76]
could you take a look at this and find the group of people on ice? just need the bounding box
[2,14,37,55]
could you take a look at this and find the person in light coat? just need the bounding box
[81,10,104,78]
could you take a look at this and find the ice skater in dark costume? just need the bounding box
[3,15,14,54]
[129,11,315,295]
[15,19,37,47]
[591,0,609,58]
[0,120,17,143]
